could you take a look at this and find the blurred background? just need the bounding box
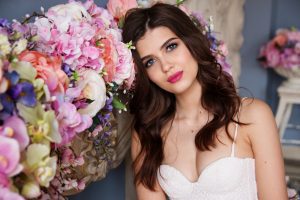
[0,0,299,199]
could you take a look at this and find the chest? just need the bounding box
[162,123,253,181]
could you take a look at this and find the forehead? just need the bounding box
[136,26,177,57]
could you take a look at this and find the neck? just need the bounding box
[175,80,204,120]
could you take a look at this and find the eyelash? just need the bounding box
[145,58,155,68]
[144,42,178,68]
[166,42,178,52]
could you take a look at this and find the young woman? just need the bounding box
[122,3,288,200]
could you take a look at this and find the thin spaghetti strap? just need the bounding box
[230,97,247,157]
[230,123,238,157]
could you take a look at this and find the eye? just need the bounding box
[144,58,156,68]
[166,43,178,52]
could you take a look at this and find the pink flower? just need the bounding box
[82,46,100,60]
[46,1,91,33]
[295,42,300,54]
[0,136,21,177]
[287,31,300,41]
[34,18,52,42]
[77,179,86,190]
[107,0,138,20]
[266,49,280,67]
[0,187,24,200]
[18,50,69,95]
[114,41,135,87]
[0,173,9,188]
[179,5,190,15]
[280,49,300,68]
[0,116,29,151]
[61,148,75,166]
[260,28,300,68]
[218,42,229,56]
[56,102,92,145]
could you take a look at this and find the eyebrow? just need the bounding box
[140,37,178,62]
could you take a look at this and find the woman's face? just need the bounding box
[136,26,199,95]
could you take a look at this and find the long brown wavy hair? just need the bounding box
[122,3,242,190]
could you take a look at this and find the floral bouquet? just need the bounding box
[0,0,135,198]
[259,28,300,69]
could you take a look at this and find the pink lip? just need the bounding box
[167,71,183,83]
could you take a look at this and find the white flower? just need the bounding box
[0,34,11,56]
[12,39,27,54]
[46,2,91,33]
[34,18,52,41]
[67,69,106,118]
[21,181,41,199]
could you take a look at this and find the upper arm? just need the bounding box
[131,130,167,200]
[242,99,288,199]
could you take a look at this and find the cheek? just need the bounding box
[146,67,162,85]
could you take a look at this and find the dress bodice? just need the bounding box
[157,120,258,200]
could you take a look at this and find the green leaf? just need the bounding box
[112,96,126,110]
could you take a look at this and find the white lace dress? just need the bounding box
[157,123,258,200]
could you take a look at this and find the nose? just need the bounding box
[160,56,173,73]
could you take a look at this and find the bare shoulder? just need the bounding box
[238,97,282,139]
[239,98,278,142]
[240,98,274,123]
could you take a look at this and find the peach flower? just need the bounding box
[273,34,287,47]
[107,0,138,19]
[18,50,69,95]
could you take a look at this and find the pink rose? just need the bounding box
[107,0,138,20]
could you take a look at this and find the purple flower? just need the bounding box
[62,63,73,77]
[0,18,10,28]
[7,82,36,107]
[0,94,14,114]
[4,71,19,86]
